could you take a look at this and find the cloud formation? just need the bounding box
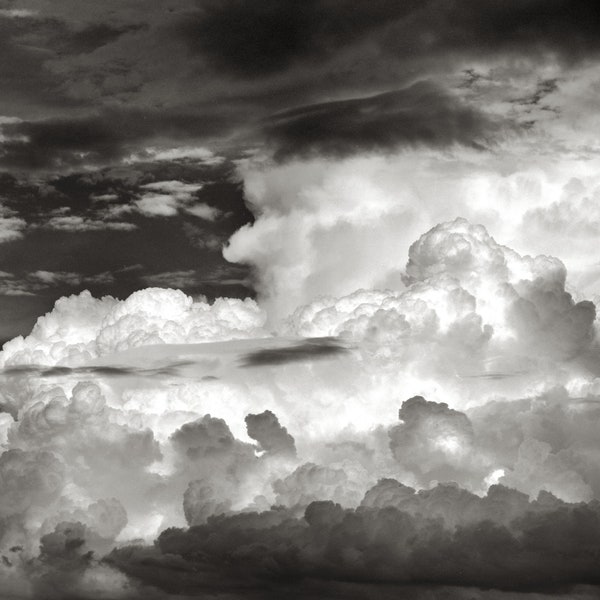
[0,216,599,597]
[263,81,509,160]
[2,3,600,596]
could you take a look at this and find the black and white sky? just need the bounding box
[1,0,600,337]
[3,2,600,599]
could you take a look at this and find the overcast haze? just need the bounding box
[2,2,600,599]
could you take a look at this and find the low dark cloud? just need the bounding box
[185,1,600,80]
[184,0,419,77]
[386,0,600,62]
[105,480,600,597]
[1,0,597,173]
[0,108,238,171]
[240,337,348,367]
[262,81,508,160]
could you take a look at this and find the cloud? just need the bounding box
[1,218,600,597]
[125,146,224,164]
[0,110,237,172]
[107,480,600,596]
[136,180,221,220]
[0,9,38,19]
[245,410,296,457]
[0,270,116,297]
[263,81,510,160]
[240,337,348,367]
[1,287,266,366]
[0,216,26,242]
[29,270,115,287]
[3,3,600,598]
[140,267,251,292]
[42,214,136,232]
[184,1,600,81]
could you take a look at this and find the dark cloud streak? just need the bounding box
[262,81,508,160]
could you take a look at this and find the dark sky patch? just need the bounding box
[184,0,420,77]
[0,108,241,171]
[0,159,255,340]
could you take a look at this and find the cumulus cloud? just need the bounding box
[1,287,266,366]
[136,180,221,220]
[1,218,600,597]
[107,481,600,597]
[245,410,296,457]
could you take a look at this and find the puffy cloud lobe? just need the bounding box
[183,480,231,526]
[272,462,365,510]
[171,415,261,525]
[245,410,296,457]
[1,287,266,366]
[468,390,600,502]
[0,449,65,518]
[285,219,596,375]
[389,396,475,486]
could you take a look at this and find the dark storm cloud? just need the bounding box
[106,481,600,596]
[184,0,420,77]
[0,108,237,171]
[387,0,600,62]
[262,81,506,160]
[0,0,598,176]
[1,0,598,171]
[184,0,600,78]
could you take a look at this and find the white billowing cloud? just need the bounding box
[1,288,266,366]
[136,180,221,220]
[284,218,595,400]
[225,144,600,323]
[225,155,426,322]
[2,218,600,596]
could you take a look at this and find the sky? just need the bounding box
[3,1,600,599]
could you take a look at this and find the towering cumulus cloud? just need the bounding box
[1,214,600,598]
